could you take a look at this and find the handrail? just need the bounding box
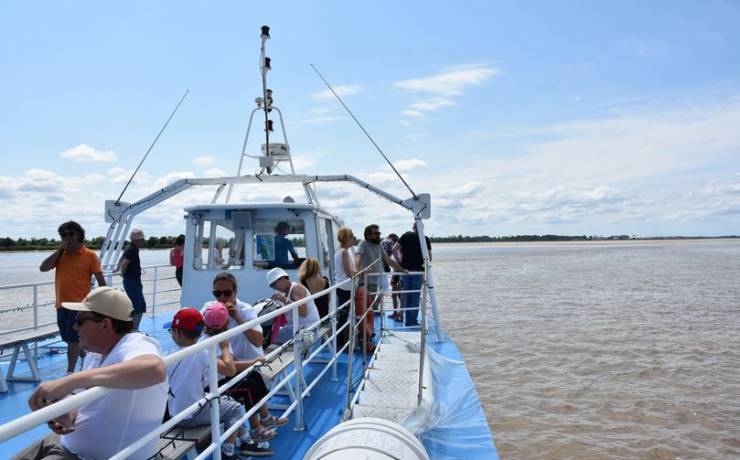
[0,264,362,447]
[0,257,426,460]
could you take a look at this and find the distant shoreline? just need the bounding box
[1,235,738,252]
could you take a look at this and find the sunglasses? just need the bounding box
[212,289,234,298]
[75,314,104,327]
[59,232,78,238]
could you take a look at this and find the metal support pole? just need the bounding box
[32,285,38,360]
[330,288,338,382]
[151,266,158,318]
[32,286,38,329]
[343,278,356,420]
[362,271,368,367]
[292,303,306,431]
[208,343,222,460]
[417,262,429,407]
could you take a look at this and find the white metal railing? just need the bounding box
[0,259,433,459]
[0,264,179,339]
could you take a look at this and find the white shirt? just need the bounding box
[202,299,264,361]
[166,347,208,419]
[334,247,356,291]
[285,282,321,330]
[62,333,167,460]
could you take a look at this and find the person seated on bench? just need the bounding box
[267,268,320,345]
[14,287,166,460]
[164,307,259,460]
[202,303,284,449]
[203,273,289,431]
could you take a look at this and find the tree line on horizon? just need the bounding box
[1,233,737,251]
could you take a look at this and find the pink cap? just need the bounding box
[203,302,229,329]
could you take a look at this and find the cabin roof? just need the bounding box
[184,203,317,213]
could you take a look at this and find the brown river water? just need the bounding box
[2,240,739,459]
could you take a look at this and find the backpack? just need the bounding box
[252,298,285,346]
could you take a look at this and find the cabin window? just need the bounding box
[252,217,305,269]
[192,214,248,271]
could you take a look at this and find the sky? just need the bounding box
[1,0,740,239]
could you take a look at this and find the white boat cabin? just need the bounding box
[180,202,341,308]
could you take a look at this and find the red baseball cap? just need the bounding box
[164,308,205,333]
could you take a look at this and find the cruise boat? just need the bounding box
[0,26,497,460]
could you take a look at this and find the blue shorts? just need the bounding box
[57,308,79,343]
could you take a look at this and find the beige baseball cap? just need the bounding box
[62,286,134,321]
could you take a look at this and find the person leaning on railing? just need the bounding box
[12,287,167,460]
[333,226,357,352]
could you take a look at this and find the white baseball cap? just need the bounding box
[62,286,134,321]
[266,267,289,287]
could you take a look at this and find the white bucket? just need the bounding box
[304,417,430,460]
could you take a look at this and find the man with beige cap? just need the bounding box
[117,228,147,330]
[13,286,168,460]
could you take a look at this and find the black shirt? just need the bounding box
[122,245,141,279]
[398,231,431,271]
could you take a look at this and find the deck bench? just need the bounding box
[0,324,59,392]
[154,425,211,460]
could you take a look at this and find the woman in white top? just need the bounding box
[267,267,321,344]
[333,226,356,351]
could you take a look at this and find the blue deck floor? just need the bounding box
[1,312,497,459]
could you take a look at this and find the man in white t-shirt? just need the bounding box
[13,287,167,460]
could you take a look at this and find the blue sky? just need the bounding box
[2,1,740,239]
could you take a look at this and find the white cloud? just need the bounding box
[108,167,151,185]
[61,144,118,162]
[400,110,424,118]
[204,168,227,178]
[153,171,194,188]
[295,107,342,125]
[395,65,498,96]
[409,98,456,112]
[310,84,363,100]
[393,159,427,173]
[193,155,216,166]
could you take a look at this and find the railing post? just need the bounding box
[32,285,38,330]
[32,285,39,360]
[150,266,158,318]
[362,271,368,367]
[343,277,356,420]
[379,273,385,335]
[207,342,222,460]
[292,302,306,431]
[330,288,338,382]
[418,264,429,407]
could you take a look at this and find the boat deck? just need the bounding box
[0,311,497,459]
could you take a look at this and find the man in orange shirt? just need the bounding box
[40,221,106,373]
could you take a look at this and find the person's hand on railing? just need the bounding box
[28,377,74,410]
[47,413,76,435]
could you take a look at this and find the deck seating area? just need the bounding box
[0,325,59,393]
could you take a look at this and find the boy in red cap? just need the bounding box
[165,308,269,458]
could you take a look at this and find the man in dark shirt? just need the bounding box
[394,223,432,326]
[117,229,147,330]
